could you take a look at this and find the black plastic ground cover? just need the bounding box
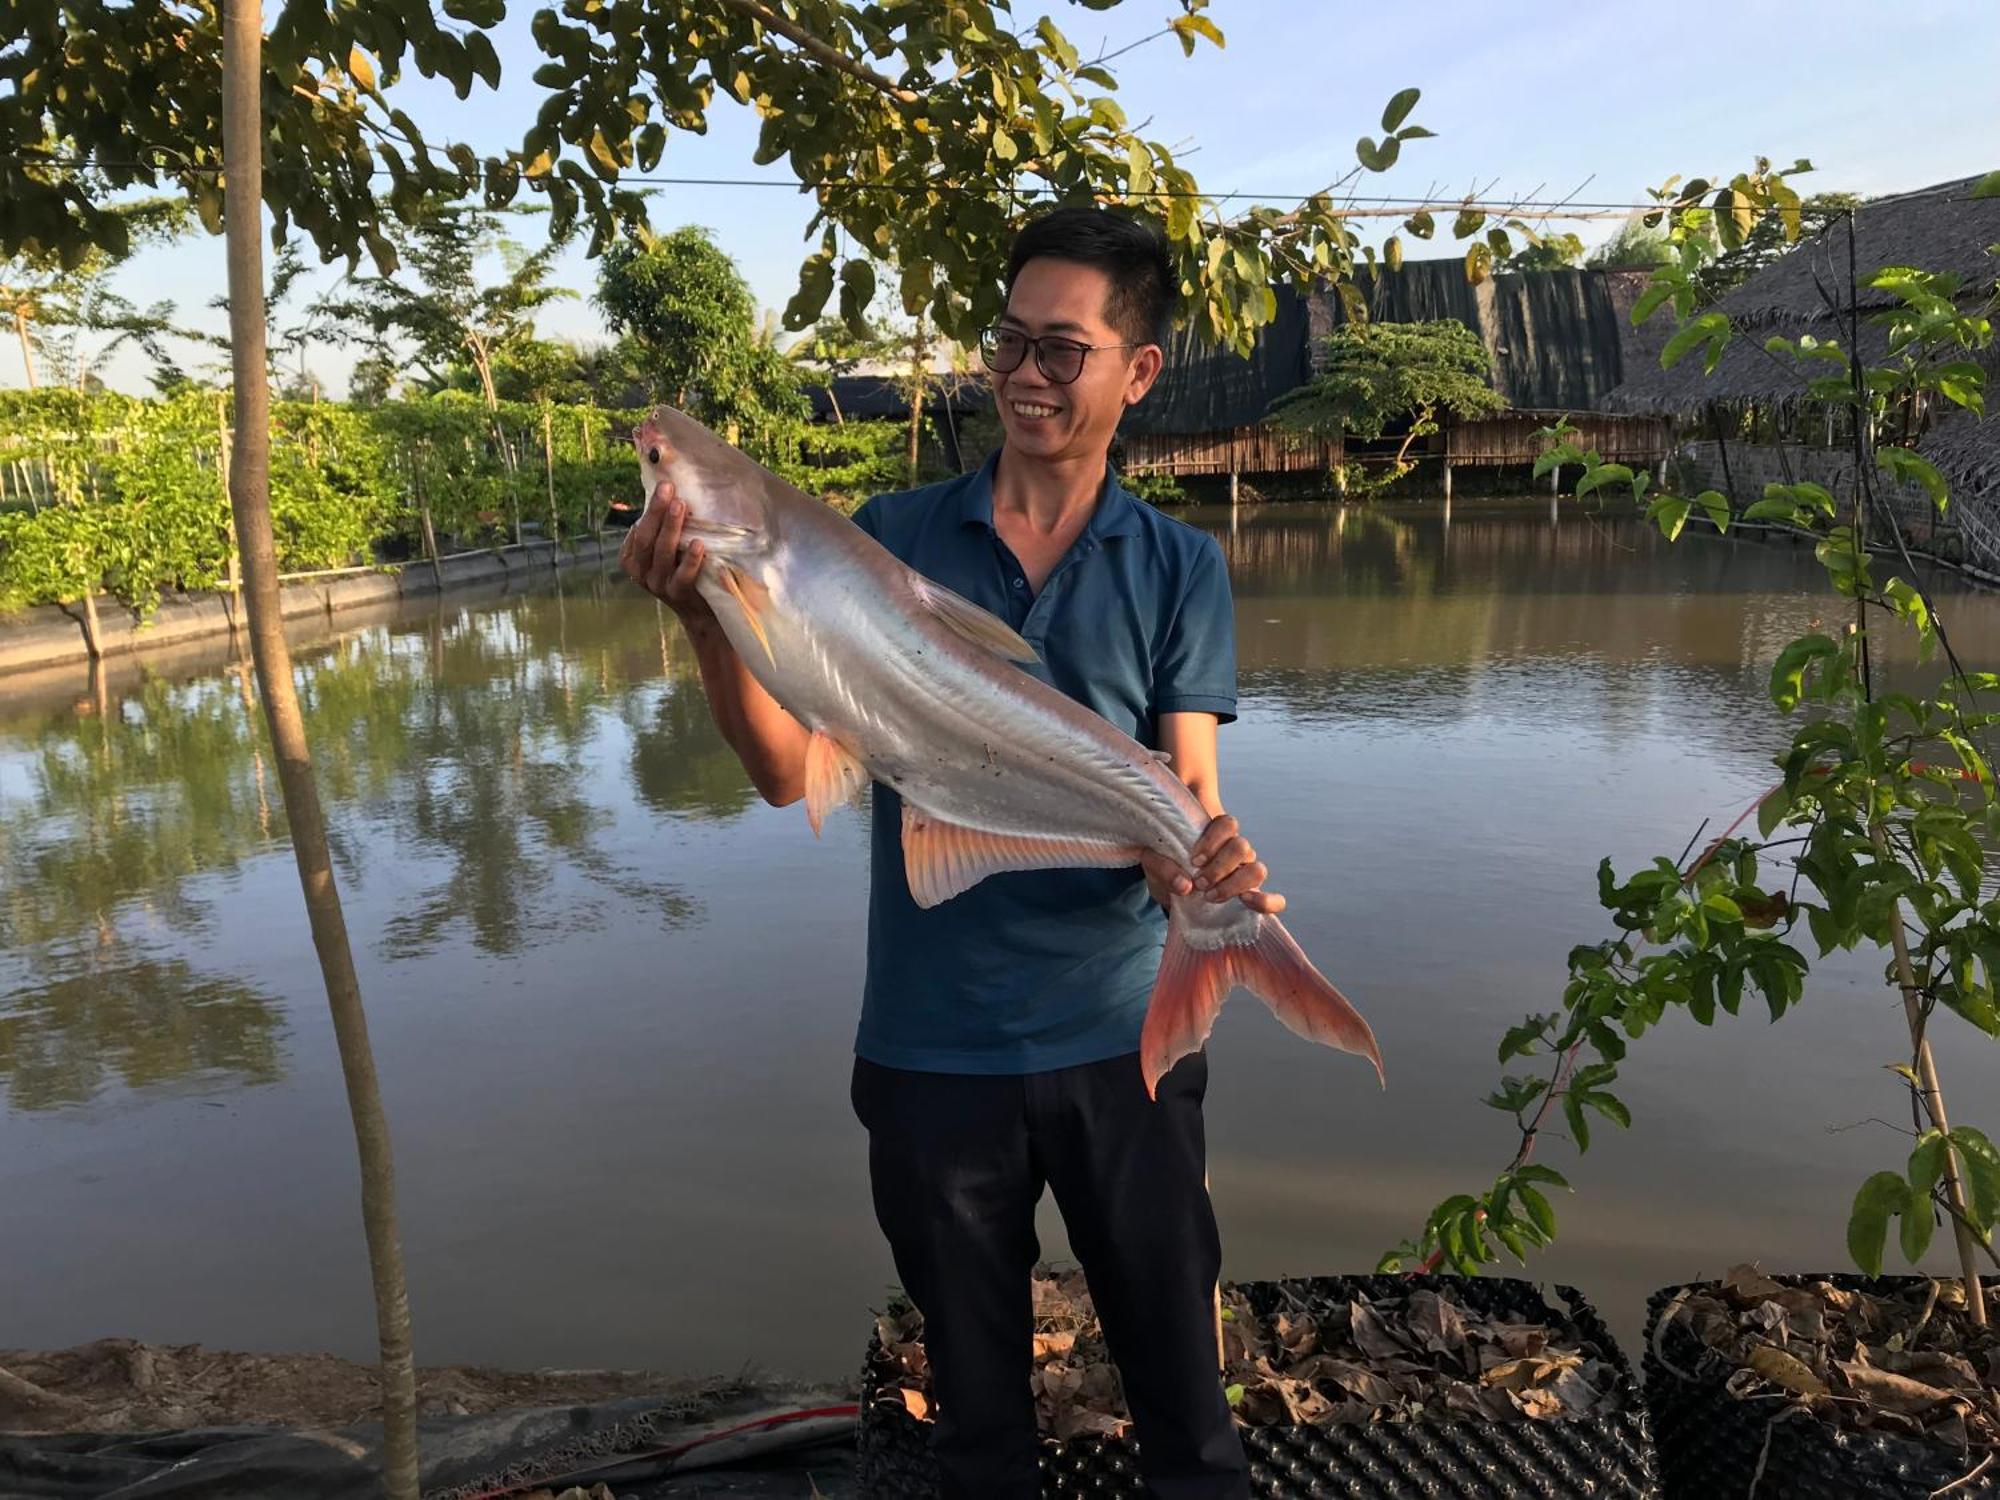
[859,1274,1661,1499]
[1642,1272,1997,1499]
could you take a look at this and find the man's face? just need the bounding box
[990,258,1162,466]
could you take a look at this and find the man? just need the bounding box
[622,207,1272,1498]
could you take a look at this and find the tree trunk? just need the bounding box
[220,4,422,1495]
[13,308,36,390]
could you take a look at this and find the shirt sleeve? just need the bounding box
[1153,535,1238,724]
[849,495,882,540]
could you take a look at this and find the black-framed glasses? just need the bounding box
[978,325,1140,385]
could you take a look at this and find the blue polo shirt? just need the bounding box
[848,450,1237,1075]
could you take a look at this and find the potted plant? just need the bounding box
[859,1267,1660,1499]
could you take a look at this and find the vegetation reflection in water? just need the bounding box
[0,574,749,1110]
[4,499,1992,1119]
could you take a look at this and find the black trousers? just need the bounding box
[851,1050,1251,1500]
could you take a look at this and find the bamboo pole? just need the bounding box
[13,307,37,390]
[220,3,422,1494]
[218,394,241,631]
[542,405,561,561]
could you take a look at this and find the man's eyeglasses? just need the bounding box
[978,326,1141,385]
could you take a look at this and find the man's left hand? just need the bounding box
[1138,815,1286,915]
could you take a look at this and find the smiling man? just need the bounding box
[623,207,1265,1497]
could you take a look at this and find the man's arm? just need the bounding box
[620,480,811,806]
[1139,711,1285,915]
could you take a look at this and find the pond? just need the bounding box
[5,498,1998,1379]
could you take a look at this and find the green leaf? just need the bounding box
[1661,312,1731,374]
[1908,1130,1950,1203]
[1971,172,2000,200]
[1584,1090,1632,1129]
[1769,634,1839,713]
[1404,211,1435,240]
[1631,282,1674,327]
[1517,1184,1558,1241]
[1878,448,1949,513]
[1355,135,1400,173]
[1224,1382,1246,1406]
[1950,1127,2000,1227]
[1126,143,1153,195]
[1563,1089,1591,1153]
[1574,463,1634,499]
[1380,86,1421,133]
[1646,494,1692,542]
[1696,490,1731,534]
[1901,1192,1937,1263]
[1847,1171,1910,1276]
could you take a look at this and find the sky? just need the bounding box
[23,0,2000,396]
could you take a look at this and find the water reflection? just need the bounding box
[0,575,739,1109]
[0,955,283,1111]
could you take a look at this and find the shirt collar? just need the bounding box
[956,447,1143,540]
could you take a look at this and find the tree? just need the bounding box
[1499,232,1585,273]
[1,196,190,390]
[595,226,808,458]
[2,2,1440,364]
[1585,219,1673,270]
[335,202,572,409]
[1695,189,1861,300]
[1266,320,1507,477]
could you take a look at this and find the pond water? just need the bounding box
[5,499,1999,1379]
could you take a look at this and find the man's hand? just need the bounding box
[620,480,715,630]
[1139,814,1286,915]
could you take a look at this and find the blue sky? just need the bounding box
[32,0,2000,395]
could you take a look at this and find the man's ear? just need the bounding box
[1124,343,1165,406]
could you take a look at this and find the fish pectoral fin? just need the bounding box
[682,516,760,541]
[910,575,1039,664]
[900,804,1139,908]
[805,730,868,837]
[718,563,776,668]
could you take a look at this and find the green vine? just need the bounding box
[1386,165,2000,1319]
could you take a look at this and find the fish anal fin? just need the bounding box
[900,804,1137,908]
[911,575,1038,664]
[1140,910,1384,1100]
[718,563,775,667]
[805,730,868,837]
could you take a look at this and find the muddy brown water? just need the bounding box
[5,499,1999,1381]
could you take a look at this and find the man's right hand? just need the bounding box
[620,480,716,630]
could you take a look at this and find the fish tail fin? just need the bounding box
[1140,909,1384,1100]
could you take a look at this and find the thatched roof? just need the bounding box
[1604,176,2000,414]
[1920,411,2000,503]
[1124,264,1651,436]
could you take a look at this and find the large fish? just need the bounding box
[633,406,1382,1097]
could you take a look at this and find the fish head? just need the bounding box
[633,405,776,542]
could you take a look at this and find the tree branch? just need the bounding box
[713,0,920,105]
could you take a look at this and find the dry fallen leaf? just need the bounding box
[898,1388,929,1421]
[1747,1343,1829,1398]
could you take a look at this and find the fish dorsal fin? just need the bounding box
[910,575,1039,664]
[804,729,868,837]
[900,803,1139,908]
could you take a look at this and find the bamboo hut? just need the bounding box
[1120,263,1670,490]
[1603,176,2000,564]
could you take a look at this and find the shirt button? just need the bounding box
[1012,577,1025,589]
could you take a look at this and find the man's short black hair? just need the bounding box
[1005,207,1176,347]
